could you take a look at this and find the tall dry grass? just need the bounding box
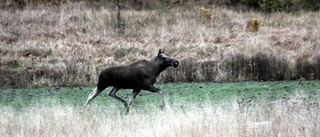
[1,3,320,87]
[1,91,319,137]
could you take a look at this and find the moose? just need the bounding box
[82,49,179,113]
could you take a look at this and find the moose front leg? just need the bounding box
[158,90,166,110]
[128,89,141,108]
[145,85,166,110]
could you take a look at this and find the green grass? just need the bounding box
[1,81,319,112]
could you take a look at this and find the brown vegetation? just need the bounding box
[1,2,320,88]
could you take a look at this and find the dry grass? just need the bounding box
[1,90,319,137]
[1,3,320,87]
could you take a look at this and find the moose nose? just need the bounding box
[173,61,179,68]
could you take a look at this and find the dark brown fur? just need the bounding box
[82,49,179,113]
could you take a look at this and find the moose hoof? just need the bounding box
[161,104,166,110]
[126,108,130,114]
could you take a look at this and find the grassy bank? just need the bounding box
[1,81,319,109]
[1,3,320,87]
[1,81,320,136]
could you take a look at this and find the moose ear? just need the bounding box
[158,49,161,57]
[158,49,163,55]
[158,49,165,54]
[158,49,165,58]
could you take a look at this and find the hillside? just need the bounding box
[1,2,320,88]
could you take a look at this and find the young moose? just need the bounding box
[82,49,179,113]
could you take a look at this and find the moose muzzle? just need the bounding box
[173,60,179,68]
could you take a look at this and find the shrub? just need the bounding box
[245,18,260,32]
[199,7,212,19]
[260,0,287,12]
[252,52,269,81]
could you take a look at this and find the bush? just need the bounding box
[215,0,319,12]
[260,0,287,12]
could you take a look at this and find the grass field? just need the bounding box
[1,2,320,136]
[1,81,320,136]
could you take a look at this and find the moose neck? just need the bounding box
[149,58,170,77]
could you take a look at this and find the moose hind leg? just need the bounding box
[82,87,102,112]
[108,87,130,112]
